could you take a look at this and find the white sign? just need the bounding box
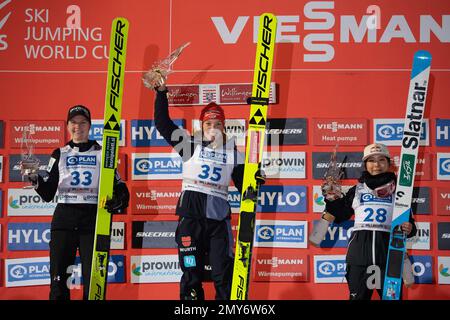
[111,222,125,250]
[130,255,182,283]
[262,152,306,179]
[437,256,450,285]
[7,188,56,216]
[406,222,430,250]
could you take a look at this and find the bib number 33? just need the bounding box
[70,171,93,186]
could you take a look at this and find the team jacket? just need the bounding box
[35,140,127,231]
[154,89,244,220]
[325,181,417,267]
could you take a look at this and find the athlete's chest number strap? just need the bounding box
[198,164,223,182]
[70,171,93,186]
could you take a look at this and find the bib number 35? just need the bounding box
[198,165,222,182]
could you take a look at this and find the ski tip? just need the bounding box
[411,50,432,79]
[414,50,432,61]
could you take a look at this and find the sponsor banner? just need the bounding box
[69,255,125,285]
[437,222,450,250]
[436,187,450,216]
[410,255,433,284]
[0,120,4,148]
[312,185,353,212]
[313,255,347,283]
[254,220,308,248]
[8,154,51,182]
[411,187,431,215]
[261,151,306,179]
[223,185,308,213]
[10,120,65,148]
[130,119,185,147]
[0,189,3,217]
[438,256,450,285]
[406,222,430,250]
[5,257,50,287]
[5,255,125,288]
[265,118,307,145]
[312,220,354,248]
[436,119,450,147]
[7,188,57,216]
[8,222,51,251]
[437,153,450,180]
[373,118,429,146]
[131,185,181,214]
[0,155,3,182]
[130,255,182,283]
[132,221,177,248]
[228,186,240,214]
[312,152,364,179]
[392,152,432,181]
[111,222,125,250]
[131,153,183,180]
[89,119,125,146]
[193,119,246,147]
[166,83,277,106]
[312,118,368,146]
[253,251,309,282]
[257,185,307,213]
[118,153,127,181]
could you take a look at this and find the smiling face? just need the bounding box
[67,115,90,143]
[202,119,224,142]
[365,155,390,175]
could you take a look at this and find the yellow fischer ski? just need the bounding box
[231,13,277,300]
[88,17,129,300]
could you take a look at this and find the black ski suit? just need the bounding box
[34,140,129,300]
[325,172,417,300]
[154,89,244,300]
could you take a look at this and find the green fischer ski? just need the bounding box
[231,13,277,300]
[88,17,129,300]
[382,50,432,300]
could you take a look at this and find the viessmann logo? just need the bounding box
[0,0,12,51]
[211,2,449,62]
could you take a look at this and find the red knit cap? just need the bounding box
[200,102,225,123]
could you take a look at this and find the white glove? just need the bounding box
[309,213,335,246]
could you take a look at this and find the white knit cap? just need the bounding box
[362,143,390,161]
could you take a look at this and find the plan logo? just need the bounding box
[313,255,347,283]
[437,153,450,180]
[409,255,432,284]
[254,220,308,248]
[374,119,429,146]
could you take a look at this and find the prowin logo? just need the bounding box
[0,0,12,51]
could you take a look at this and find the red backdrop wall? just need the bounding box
[0,0,449,300]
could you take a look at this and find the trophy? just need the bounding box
[19,126,40,189]
[142,42,191,89]
[322,145,345,201]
